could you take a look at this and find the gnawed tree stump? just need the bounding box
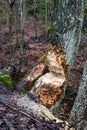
[46,41,68,77]
[16,41,68,107]
[31,72,64,106]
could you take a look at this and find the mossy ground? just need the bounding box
[0,72,13,89]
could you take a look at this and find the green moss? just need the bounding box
[47,22,53,33]
[38,53,47,63]
[0,72,13,89]
[83,1,87,17]
[84,6,87,17]
[43,66,49,74]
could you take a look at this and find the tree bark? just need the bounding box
[44,0,84,118]
[48,0,84,66]
[69,59,87,130]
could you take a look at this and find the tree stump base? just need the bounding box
[16,41,68,106]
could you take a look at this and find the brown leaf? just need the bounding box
[31,50,43,58]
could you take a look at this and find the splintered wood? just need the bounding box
[30,41,68,106]
[31,73,63,106]
[16,63,45,91]
[17,41,68,106]
[46,41,68,77]
[26,63,45,82]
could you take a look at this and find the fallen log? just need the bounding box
[0,76,75,130]
[0,93,70,130]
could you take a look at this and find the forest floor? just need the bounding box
[0,16,87,130]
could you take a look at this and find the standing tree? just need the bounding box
[47,0,84,113]
[19,0,24,56]
[69,58,87,130]
[17,0,84,108]
[47,0,84,66]
[8,0,15,60]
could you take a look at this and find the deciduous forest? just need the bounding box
[0,0,87,130]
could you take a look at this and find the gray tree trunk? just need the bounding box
[69,59,87,130]
[47,0,84,115]
[48,0,84,66]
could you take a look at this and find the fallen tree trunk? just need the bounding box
[0,80,75,130]
[0,92,70,130]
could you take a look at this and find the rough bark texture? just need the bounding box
[48,0,83,66]
[69,59,87,130]
[46,0,84,115]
